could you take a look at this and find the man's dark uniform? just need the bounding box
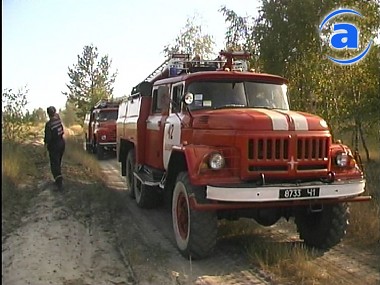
[44,107,65,190]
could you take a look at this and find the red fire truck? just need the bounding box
[116,51,370,259]
[84,99,119,160]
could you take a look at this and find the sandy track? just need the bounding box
[2,182,134,285]
[101,160,273,285]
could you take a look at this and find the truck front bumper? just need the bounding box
[98,142,116,146]
[98,142,116,150]
[187,179,371,211]
[206,179,366,202]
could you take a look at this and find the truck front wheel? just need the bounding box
[172,172,217,259]
[134,179,161,209]
[96,144,104,160]
[126,150,136,198]
[85,135,92,153]
[294,203,349,250]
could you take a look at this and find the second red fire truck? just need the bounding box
[84,100,119,160]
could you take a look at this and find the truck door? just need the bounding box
[116,101,127,157]
[90,111,96,143]
[163,83,184,169]
[145,85,170,169]
[117,102,124,140]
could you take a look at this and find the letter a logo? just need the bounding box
[330,23,359,49]
[319,8,373,65]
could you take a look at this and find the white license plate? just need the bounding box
[279,187,320,199]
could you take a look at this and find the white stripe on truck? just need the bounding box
[256,109,289,130]
[281,110,309,131]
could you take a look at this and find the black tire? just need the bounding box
[172,172,217,259]
[294,203,349,250]
[96,145,104,160]
[84,136,88,151]
[85,143,92,153]
[85,134,91,153]
[126,150,136,198]
[134,177,161,209]
[92,140,97,154]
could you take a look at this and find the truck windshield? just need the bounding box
[186,81,289,111]
[97,110,118,121]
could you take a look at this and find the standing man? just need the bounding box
[44,106,65,190]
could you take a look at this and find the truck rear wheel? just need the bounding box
[172,172,217,259]
[126,150,136,198]
[294,203,349,250]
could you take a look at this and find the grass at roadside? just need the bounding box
[346,159,380,247]
[2,140,47,238]
[337,135,380,246]
[67,124,83,136]
[219,218,354,285]
[219,220,313,284]
[246,238,331,285]
[64,136,103,181]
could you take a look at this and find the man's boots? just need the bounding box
[55,175,63,191]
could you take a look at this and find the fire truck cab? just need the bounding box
[117,51,370,259]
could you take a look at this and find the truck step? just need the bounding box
[133,171,161,187]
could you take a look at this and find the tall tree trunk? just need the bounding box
[351,125,358,149]
[357,120,371,162]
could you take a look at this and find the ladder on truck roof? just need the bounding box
[132,51,252,95]
[143,53,191,82]
[93,99,120,109]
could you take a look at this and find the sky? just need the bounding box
[2,0,261,112]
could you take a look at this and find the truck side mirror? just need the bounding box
[183,92,194,105]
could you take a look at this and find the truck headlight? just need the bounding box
[335,152,348,167]
[209,153,225,170]
[101,135,107,141]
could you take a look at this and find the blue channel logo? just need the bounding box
[319,8,373,65]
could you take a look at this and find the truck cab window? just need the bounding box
[152,89,160,113]
[186,81,247,110]
[172,85,183,113]
[152,86,170,114]
[96,110,118,121]
[186,80,289,111]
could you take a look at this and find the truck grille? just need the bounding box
[108,133,116,141]
[297,137,329,160]
[248,138,289,160]
[247,136,330,173]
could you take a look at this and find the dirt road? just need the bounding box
[100,159,380,285]
[100,160,274,285]
[2,153,379,285]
